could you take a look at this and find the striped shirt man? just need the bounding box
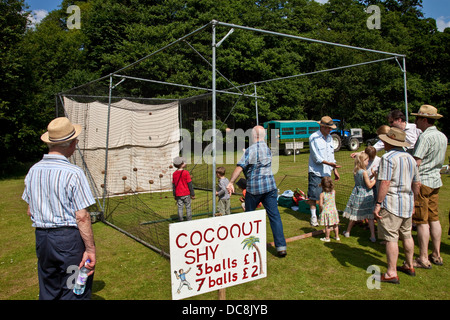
[413,126,448,189]
[237,140,276,195]
[22,154,95,229]
[377,148,420,218]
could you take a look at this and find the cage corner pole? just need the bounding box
[101,75,114,210]
[402,57,409,122]
[254,84,259,126]
[211,21,217,217]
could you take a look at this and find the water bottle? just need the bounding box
[73,259,90,295]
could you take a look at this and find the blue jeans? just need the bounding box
[245,188,286,251]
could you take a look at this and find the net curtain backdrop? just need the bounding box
[64,97,180,196]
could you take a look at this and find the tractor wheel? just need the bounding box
[348,138,360,151]
[331,134,341,152]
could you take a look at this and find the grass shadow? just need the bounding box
[324,241,385,271]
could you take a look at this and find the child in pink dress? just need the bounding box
[319,176,340,242]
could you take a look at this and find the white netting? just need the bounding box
[64,97,180,197]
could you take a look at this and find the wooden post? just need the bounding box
[267,229,325,247]
[218,288,226,300]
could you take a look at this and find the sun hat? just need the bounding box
[317,116,337,129]
[40,117,82,144]
[411,104,443,119]
[378,127,410,148]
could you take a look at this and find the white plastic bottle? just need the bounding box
[73,259,90,295]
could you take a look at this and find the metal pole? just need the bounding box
[212,21,217,217]
[215,21,406,58]
[102,75,113,211]
[254,84,259,126]
[402,57,409,122]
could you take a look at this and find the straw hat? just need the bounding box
[411,104,443,119]
[317,116,337,129]
[378,127,410,148]
[40,117,82,144]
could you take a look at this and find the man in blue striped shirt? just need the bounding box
[22,117,96,299]
[227,126,287,257]
[374,127,420,284]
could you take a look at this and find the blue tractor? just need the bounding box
[330,119,363,152]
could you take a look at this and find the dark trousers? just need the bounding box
[35,227,93,300]
[245,189,287,251]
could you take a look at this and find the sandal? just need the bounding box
[413,258,432,269]
[429,254,443,266]
[380,273,400,284]
[397,262,416,276]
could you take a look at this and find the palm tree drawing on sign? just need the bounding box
[241,236,263,275]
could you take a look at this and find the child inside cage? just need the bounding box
[172,157,195,221]
[215,167,231,215]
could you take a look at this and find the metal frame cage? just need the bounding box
[56,20,409,257]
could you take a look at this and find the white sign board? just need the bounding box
[169,210,267,300]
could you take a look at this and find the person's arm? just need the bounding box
[319,192,324,212]
[414,157,422,167]
[227,166,243,195]
[373,180,390,220]
[309,136,324,165]
[76,208,96,276]
[333,168,340,181]
[363,171,375,189]
[188,181,195,198]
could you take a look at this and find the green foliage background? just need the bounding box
[1,0,449,172]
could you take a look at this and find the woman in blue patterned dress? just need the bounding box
[343,151,377,242]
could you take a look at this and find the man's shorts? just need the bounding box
[413,185,440,225]
[377,208,412,242]
[307,173,323,201]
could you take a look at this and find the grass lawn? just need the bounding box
[1,146,449,300]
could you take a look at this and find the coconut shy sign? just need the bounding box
[169,210,267,300]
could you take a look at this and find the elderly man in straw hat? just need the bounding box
[22,117,96,299]
[307,116,341,227]
[373,127,420,284]
[411,105,447,269]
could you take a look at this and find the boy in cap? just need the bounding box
[172,156,195,221]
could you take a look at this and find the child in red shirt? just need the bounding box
[172,157,195,221]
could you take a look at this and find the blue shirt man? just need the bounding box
[227,126,287,257]
[307,116,340,226]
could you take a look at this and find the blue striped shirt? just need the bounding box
[237,141,277,195]
[308,130,336,177]
[22,154,95,228]
[377,148,419,218]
